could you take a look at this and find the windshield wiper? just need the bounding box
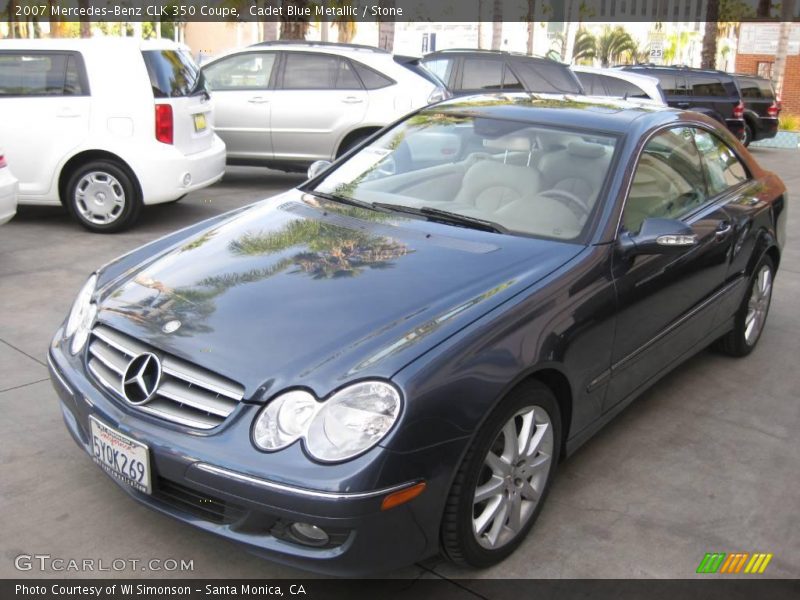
[372,203,506,234]
[311,191,390,213]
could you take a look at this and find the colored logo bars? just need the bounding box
[697,552,773,574]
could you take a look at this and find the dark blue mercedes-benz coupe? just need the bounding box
[49,94,786,575]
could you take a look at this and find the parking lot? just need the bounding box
[1,148,798,582]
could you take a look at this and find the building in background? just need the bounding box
[736,23,800,115]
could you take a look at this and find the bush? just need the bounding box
[779,113,799,132]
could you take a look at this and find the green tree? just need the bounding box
[595,26,636,67]
[571,28,596,64]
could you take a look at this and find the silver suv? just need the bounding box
[202,41,448,172]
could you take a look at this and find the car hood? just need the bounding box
[96,190,583,400]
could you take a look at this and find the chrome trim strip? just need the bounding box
[47,352,73,396]
[194,463,419,501]
[612,278,742,373]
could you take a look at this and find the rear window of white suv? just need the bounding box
[142,49,205,98]
[0,52,88,96]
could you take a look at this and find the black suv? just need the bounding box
[420,49,583,96]
[620,65,745,140]
[732,74,781,146]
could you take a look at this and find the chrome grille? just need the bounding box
[87,324,244,430]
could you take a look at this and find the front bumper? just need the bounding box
[47,332,463,576]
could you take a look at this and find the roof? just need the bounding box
[250,41,389,55]
[429,93,676,134]
[0,37,183,52]
[621,64,736,79]
[423,49,565,64]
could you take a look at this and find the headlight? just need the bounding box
[65,274,98,355]
[252,381,402,462]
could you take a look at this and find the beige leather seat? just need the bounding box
[451,135,542,213]
[537,140,611,205]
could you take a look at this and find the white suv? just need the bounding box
[0,149,18,226]
[202,41,448,171]
[0,38,226,232]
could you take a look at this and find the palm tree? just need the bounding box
[595,26,636,67]
[571,28,596,64]
[772,0,797,100]
[280,0,310,40]
[491,0,503,50]
[377,0,395,51]
[525,0,535,55]
[701,0,720,68]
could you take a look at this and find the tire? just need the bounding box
[336,132,372,159]
[441,381,562,568]
[743,123,753,147]
[65,160,142,233]
[715,254,775,357]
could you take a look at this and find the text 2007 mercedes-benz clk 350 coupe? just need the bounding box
[49,95,786,575]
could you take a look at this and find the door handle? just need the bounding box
[341,96,364,104]
[675,102,690,109]
[247,96,270,104]
[715,221,733,241]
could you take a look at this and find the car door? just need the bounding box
[269,52,368,163]
[0,51,90,198]
[203,51,277,161]
[606,126,736,411]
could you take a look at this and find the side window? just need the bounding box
[0,52,86,96]
[515,62,582,93]
[502,64,524,91]
[204,53,275,90]
[576,72,605,95]
[623,127,707,234]
[655,72,687,96]
[351,60,393,89]
[694,129,748,196]
[281,53,362,90]
[460,58,504,90]
[604,76,648,99]
[689,76,726,97]
[422,58,454,85]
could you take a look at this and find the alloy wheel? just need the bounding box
[74,171,127,225]
[472,405,554,550]
[744,264,772,345]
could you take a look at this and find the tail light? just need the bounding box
[768,95,781,117]
[155,104,174,145]
[733,101,744,120]
[0,155,6,169]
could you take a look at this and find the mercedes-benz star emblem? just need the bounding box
[122,352,162,405]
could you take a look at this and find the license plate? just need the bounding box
[90,416,151,495]
[193,113,207,132]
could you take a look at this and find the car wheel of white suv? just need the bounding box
[65,160,142,233]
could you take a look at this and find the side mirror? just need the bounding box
[307,160,332,180]
[618,218,698,256]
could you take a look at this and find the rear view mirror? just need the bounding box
[307,160,332,180]
[619,218,698,255]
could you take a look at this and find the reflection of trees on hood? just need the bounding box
[106,215,411,336]
[228,218,411,280]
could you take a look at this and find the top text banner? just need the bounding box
[3,0,799,23]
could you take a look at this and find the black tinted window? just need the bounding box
[353,60,393,89]
[282,53,362,90]
[576,72,606,95]
[461,58,504,90]
[142,49,203,98]
[653,72,687,96]
[0,52,87,96]
[690,76,727,97]
[739,77,774,100]
[422,57,455,85]
[514,61,582,93]
[603,76,649,99]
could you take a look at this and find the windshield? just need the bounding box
[311,111,618,241]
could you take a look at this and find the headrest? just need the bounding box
[568,140,606,159]
[483,134,531,152]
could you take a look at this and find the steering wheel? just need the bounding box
[538,189,591,220]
